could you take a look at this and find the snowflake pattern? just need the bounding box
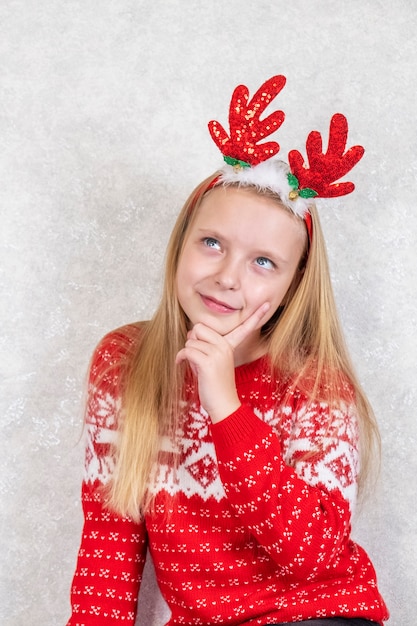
[84,385,121,485]
[68,327,388,626]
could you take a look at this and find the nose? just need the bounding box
[214,257,241,290]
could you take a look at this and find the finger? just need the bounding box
[176,326,223,366]
[176,337,215,363]
[187,323,226,344]
[225,302,271,349]
[183,337,213,356]
[186,328,198,342]
[175,348,198,377]
[175,346,201,367]
[175,348,187,365]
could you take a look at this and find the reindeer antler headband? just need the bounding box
[208,75,364,240]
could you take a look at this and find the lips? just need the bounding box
[200,294,240,314]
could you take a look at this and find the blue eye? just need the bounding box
[255,257,275,269]
[203,237,221,249]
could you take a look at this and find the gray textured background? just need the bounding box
[1,1,416,624]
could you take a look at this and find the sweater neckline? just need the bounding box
[234,354,270,385]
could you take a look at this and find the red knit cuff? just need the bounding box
[210,404,272,448]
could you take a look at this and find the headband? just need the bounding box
[207,75,364,241]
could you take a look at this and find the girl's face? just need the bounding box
[176,186,306,360]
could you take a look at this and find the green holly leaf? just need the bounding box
[287,172,299,189]
[299,188,318,199]
[223,156,251,168]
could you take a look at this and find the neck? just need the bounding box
[233,332,268,367]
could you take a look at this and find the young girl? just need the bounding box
[67,75,388,625]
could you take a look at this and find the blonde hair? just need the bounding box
[105,173,380,520]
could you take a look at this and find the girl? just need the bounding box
[67,75,388,625]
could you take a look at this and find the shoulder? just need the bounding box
[84,322,147,429]
[287,362,356,406]
[89,322,145,375]
[86,322,148,397]
[287,367,359,447]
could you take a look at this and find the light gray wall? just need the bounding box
[1,1,416,624]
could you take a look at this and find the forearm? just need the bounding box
[67,482,147,625]
[211,405,354,580]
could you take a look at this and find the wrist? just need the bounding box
[209,398,241,424]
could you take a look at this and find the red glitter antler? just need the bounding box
[208,75,286,167]
[288,113,365,198]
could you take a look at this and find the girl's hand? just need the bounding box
[175,303,270,423]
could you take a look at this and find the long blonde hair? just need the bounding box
[105,173,380,520]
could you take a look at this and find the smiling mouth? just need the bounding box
[200,294,240,314]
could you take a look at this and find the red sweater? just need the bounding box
[67,326,388,625]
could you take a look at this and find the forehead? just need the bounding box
[194,185,305,237]
[185,185,307,264]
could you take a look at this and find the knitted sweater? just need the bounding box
[67,325,388,625]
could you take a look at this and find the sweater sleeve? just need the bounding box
[210,399,359,583]
[67,328,148,625]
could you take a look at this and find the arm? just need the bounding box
[210,398,358,583]
[67,329,148,625]
[176,310,358,582]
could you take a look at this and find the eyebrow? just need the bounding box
[196,227,223,240]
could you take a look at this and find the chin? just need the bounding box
[211,317,244,336]
[190,314,238,335]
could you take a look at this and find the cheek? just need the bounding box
[176,253,192,286]
[247,278,289,308]
[177,247,200,282]
[175,261,189,306]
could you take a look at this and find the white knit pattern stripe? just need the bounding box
[84,383,359,513]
